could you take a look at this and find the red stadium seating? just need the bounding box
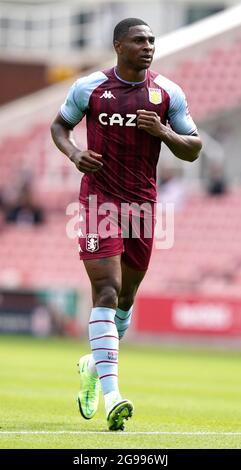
[159,35,241,121]
[1,189,241,296]
[0,218,89,290]
[141,190,241,296]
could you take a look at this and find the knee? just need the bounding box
[118,294,135,311]
[93,280,121,309]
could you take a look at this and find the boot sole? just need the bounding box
[107,400,133,431]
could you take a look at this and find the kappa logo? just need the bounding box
[100,90,116,99]
[86,233,99,252]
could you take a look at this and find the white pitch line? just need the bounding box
[0,431,241,436]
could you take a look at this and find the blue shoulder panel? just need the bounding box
[60,71,108,126]
[154,74,197,135]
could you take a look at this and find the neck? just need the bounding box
[115,64,147,83]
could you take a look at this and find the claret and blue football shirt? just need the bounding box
[60,67,197,203]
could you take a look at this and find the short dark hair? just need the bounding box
[113,18,149,42]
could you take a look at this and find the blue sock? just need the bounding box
[115,306,133,339]
[89,307,119,395]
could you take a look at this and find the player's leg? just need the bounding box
[116,206,155,339]
[77,255,121,419]
[85,255,122,308]
[115,260,147,339]
[82,255,133,430]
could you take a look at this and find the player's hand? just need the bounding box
[137,110,166,137]
[70,150,103,173]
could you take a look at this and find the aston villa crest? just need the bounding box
[148,88,162,105]
[86,233,99,252]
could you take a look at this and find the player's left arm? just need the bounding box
[137,87,202,162]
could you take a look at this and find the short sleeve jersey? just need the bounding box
[60,67,197,203]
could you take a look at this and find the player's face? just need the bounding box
[115,25,155,71]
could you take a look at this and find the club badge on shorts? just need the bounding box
[86,233,99,252]
[148,88,162,105]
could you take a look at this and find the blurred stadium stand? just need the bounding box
[0,0,238,103]
[1,3,241,341]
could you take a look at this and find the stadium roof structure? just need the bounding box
[153,4,241,123]
[0,4,241,195]
[1,3,241,134]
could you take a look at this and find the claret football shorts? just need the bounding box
[78,193,156,271]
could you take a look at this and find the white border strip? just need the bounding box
[0,431,241,436]
[154,4,241,60]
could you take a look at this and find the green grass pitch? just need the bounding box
[0,335,241,449]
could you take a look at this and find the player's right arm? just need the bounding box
[51,75,105,173]
[50,113,103,173]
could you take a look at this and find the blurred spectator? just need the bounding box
[0,189,3,209]
[0,188,5,228]
[4,181,44,225]
[206,162,227,196]
[157,164,188,211]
